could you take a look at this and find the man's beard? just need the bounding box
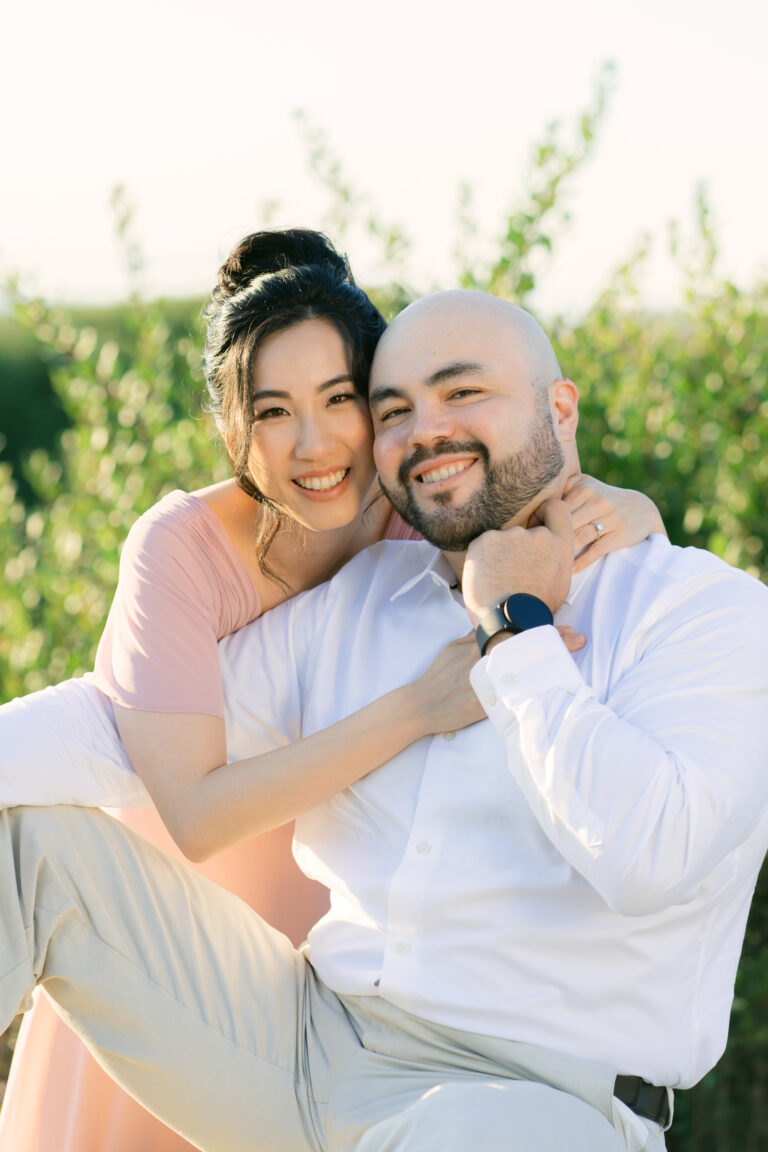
[379,395,565,551]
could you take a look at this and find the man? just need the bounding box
[3,292,768,1152]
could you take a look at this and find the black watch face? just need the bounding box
[502,594,553,631]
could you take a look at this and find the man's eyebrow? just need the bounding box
[369,362,486,409]
[368,385,405,408]
[425,361,485,386]
[252,375,354,401]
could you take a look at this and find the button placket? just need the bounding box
[383,729,448,977]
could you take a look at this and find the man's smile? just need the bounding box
[413,457,477,487]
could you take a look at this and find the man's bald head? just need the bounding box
[371,291,563,398]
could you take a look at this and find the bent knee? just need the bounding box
[5,804,117,864]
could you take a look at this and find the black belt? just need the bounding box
[614,1075,671,1128]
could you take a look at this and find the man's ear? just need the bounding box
[551,379,579,443]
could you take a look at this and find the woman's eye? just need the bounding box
[327,392,356,407]
[254,406,288,420]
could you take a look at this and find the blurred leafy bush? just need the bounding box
[1,76,767,1147]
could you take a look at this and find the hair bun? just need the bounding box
[214,229,352,301]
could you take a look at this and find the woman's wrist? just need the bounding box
[388,680,435,742]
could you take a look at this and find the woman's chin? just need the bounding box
[285,471,379,534]
[283,492,364,535]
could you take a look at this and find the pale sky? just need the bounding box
[3,0,767,318]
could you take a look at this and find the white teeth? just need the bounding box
[294,469,349,491]
[418,461,472,484]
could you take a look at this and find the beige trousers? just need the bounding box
[0,806,666,1152]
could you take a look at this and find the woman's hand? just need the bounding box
[556,474,666,574]
[410,636,486,736]
[412,626,587,736]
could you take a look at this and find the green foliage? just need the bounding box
[554,209,768,581]
[0,311,71,505]
[1,80,767,1146]
[0,197,229,696]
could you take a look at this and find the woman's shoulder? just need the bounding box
[127,489,208,542]
[119,488,260,629]
[123,490,234,568]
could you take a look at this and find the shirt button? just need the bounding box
[416,841,432,855]
[395,942,411,956]
[484,692,497,707]
[442,731,456,741]
[431,574,442,587]
[500,672,515,685]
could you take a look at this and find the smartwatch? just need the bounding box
[475,593,554,655]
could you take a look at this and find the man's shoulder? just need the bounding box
[611,535,766,594]
[595,535,768,632]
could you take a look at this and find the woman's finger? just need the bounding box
[565,484,612,524]
[572,533,613,573]
[561,472,587,497]
[572,516,611,554]
[556,625,587,653]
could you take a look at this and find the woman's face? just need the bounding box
[247,318,376,533]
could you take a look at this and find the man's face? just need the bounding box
[369,302,567,551]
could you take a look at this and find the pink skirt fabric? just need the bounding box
[0,810,330,1151]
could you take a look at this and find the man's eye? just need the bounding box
[378,406,408,423]
[450,388,481,400]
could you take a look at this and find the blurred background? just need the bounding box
[1,2,767,1147]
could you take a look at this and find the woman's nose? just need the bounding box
[294,414,335,460]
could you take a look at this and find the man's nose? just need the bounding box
[408,400,455,449]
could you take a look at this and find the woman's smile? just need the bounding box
[292,467,353,498]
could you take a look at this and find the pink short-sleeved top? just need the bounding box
[91,490,419,719]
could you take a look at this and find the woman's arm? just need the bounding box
[113,636,486,861]
[105,492,583,861]
[558,475,666,573]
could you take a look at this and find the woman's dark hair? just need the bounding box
[203,228,387,573]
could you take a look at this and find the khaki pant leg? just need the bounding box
[355,1078,632,1152]
[0,806,357,1152]
[325,998,666,1152]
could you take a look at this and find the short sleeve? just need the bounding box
[91,497,256,718]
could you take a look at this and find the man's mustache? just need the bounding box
[397,440,490,487]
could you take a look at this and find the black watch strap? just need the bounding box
[475,593,554,655]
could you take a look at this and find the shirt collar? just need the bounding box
[389,543,596,607]
[390,547,457,602]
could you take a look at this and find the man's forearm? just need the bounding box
[470,587,768,916]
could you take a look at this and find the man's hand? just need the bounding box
[462,499,575,625]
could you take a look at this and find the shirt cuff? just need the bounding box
[469,624,584,720]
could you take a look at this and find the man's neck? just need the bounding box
[442,548,467,586]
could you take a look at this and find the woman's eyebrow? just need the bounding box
[252,375,355,401]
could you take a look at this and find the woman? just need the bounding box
[0,229,664,1150]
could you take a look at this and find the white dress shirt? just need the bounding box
[220,535,768,1088]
